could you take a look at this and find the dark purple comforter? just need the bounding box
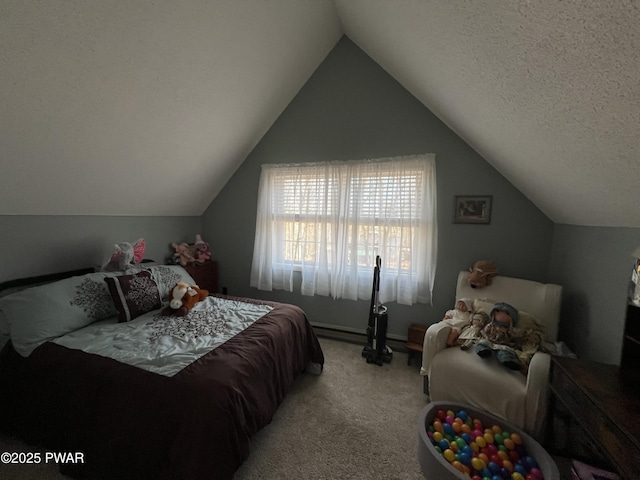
[0,295,324,479]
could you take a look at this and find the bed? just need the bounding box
[0,264,324,479]
[421,271,562,440]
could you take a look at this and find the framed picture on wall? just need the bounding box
[454,195,492,224]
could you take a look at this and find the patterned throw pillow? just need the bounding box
[105,271,161,322]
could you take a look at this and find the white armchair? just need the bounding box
[421,271,562,440]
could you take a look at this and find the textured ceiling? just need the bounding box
[1,1,638,226]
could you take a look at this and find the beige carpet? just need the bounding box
[0,337,428,479]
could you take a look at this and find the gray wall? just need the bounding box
[549,225,640,365]
[0,215,201,283]
[202,37,553,340]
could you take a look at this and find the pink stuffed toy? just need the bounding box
[194,234,211,262]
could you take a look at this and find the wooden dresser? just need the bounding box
[547,356,640,479]
[183,260,218,294]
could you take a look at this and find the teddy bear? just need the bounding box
[171,242,197,266]
[467,260,498,288]
[161,282,209,316]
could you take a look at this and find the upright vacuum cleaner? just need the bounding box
[362,255,393,365]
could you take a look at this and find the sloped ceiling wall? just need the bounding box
[1,1,638,227]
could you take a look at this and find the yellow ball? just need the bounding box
[443,449,455,462]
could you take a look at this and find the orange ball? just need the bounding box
[510,432,523,445]
[502,459,514,472]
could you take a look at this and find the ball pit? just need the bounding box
[418,402,559,480]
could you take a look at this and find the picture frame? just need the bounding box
[454,195,492,224]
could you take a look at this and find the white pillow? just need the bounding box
[123,264,197,301]
[0,271,123,357]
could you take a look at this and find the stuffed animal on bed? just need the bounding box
[467,260,498,288]
[161,282,209,316]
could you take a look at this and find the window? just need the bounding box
[250,154,437,305]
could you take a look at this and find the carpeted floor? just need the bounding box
[0,337,429,479]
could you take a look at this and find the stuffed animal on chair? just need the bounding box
[161,282,208,316]
[468,260,498,288]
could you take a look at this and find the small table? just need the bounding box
[547,356,640,479]
[406,323,428,365]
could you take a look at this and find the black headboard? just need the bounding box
[0,267,94,296]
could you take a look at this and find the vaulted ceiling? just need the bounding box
[2,1,638,227]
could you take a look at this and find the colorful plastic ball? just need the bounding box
[523,456,538,469]
[476,436,487,448]
[511,433,523,445]
[494,433,504,445]
[443,448,455,462]
[471,456,486,471]
[433,431,443,442]
[502,459,514,473]
[459,452,472,465]
[433,420,443,433]
[528,467,543,479]
[514,463,528,476]
[461,432,472,444]
[445,415,455,425]
[444,423,455,436]
[503,438,515,450]
[511,473,525,480]
[488,461,500,474]
[437,409,447,421]
[483,432,495,444]
[438,439,449,451]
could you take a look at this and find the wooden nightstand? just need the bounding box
[406,323,428,366]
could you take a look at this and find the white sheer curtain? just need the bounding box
[250,154,437,305]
